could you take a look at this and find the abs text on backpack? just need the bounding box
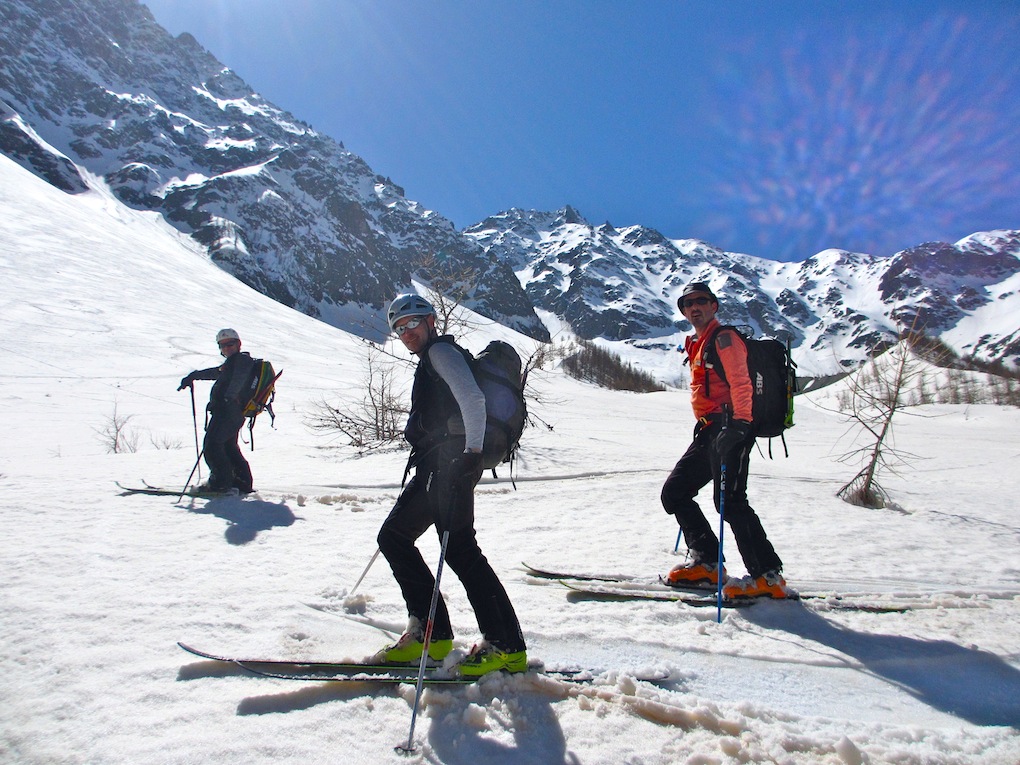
[242,359,282,447]
[466,341,527,470]
[703,326,798,443]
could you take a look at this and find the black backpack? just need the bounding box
[468,341,528,471]
[702,326,797,449]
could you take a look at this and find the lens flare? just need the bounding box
[688,13,1020,261]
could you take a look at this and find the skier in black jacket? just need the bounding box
[178,328,256,494]
[375,294,527,677]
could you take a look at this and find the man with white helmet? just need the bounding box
[374,293,527,677]
[178,328,256,494]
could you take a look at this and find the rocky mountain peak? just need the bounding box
[2,0,1016,375]
[465,207,1020,375]
[0,0,548,341]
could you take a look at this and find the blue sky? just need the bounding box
[143,0,1019,262]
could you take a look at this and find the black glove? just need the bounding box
[434,451,484,531]
[451,450,484,479]
[177,373,195,391]
[713,420,751,458]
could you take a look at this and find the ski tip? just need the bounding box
[177,642,222,661]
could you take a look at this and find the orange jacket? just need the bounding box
[685,318,754,423]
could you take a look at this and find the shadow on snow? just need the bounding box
[744,601,1020,727]
[178,658,575,763]
[187,496,297,545]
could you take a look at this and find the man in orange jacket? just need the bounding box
[661,283,788,599]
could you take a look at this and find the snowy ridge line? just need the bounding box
[521,562,1020,599]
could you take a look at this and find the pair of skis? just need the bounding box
[522,563,914,614]
[178,642,641,686]
[116,481,243,499]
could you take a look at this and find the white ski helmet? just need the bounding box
[387,293,435,332]
[216,328,241,344]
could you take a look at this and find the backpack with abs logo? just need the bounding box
[242,359,282,448]
[703,326,797,452]
[469,341,528,471]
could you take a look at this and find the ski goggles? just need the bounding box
[394,317,424,336]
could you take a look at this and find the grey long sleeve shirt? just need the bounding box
[426,341,486,452]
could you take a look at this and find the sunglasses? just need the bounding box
[218,340,238,348]
[682,297,713,308]
[394,317,424,336]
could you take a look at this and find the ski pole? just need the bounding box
[178,450,204,502]
[189,385,202,483]
[349,547,380,597]
[396,529,451,755]
[716,462,726,624]
[674,526,683,553]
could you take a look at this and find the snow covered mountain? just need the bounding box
[3,145,1020,765]
[0,0,548,342]
[465,208,1020,375]
[2,0,1018,378]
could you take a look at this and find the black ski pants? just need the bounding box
[377,440,526,653]
[203,408,252,492]
[660,420,782,578]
